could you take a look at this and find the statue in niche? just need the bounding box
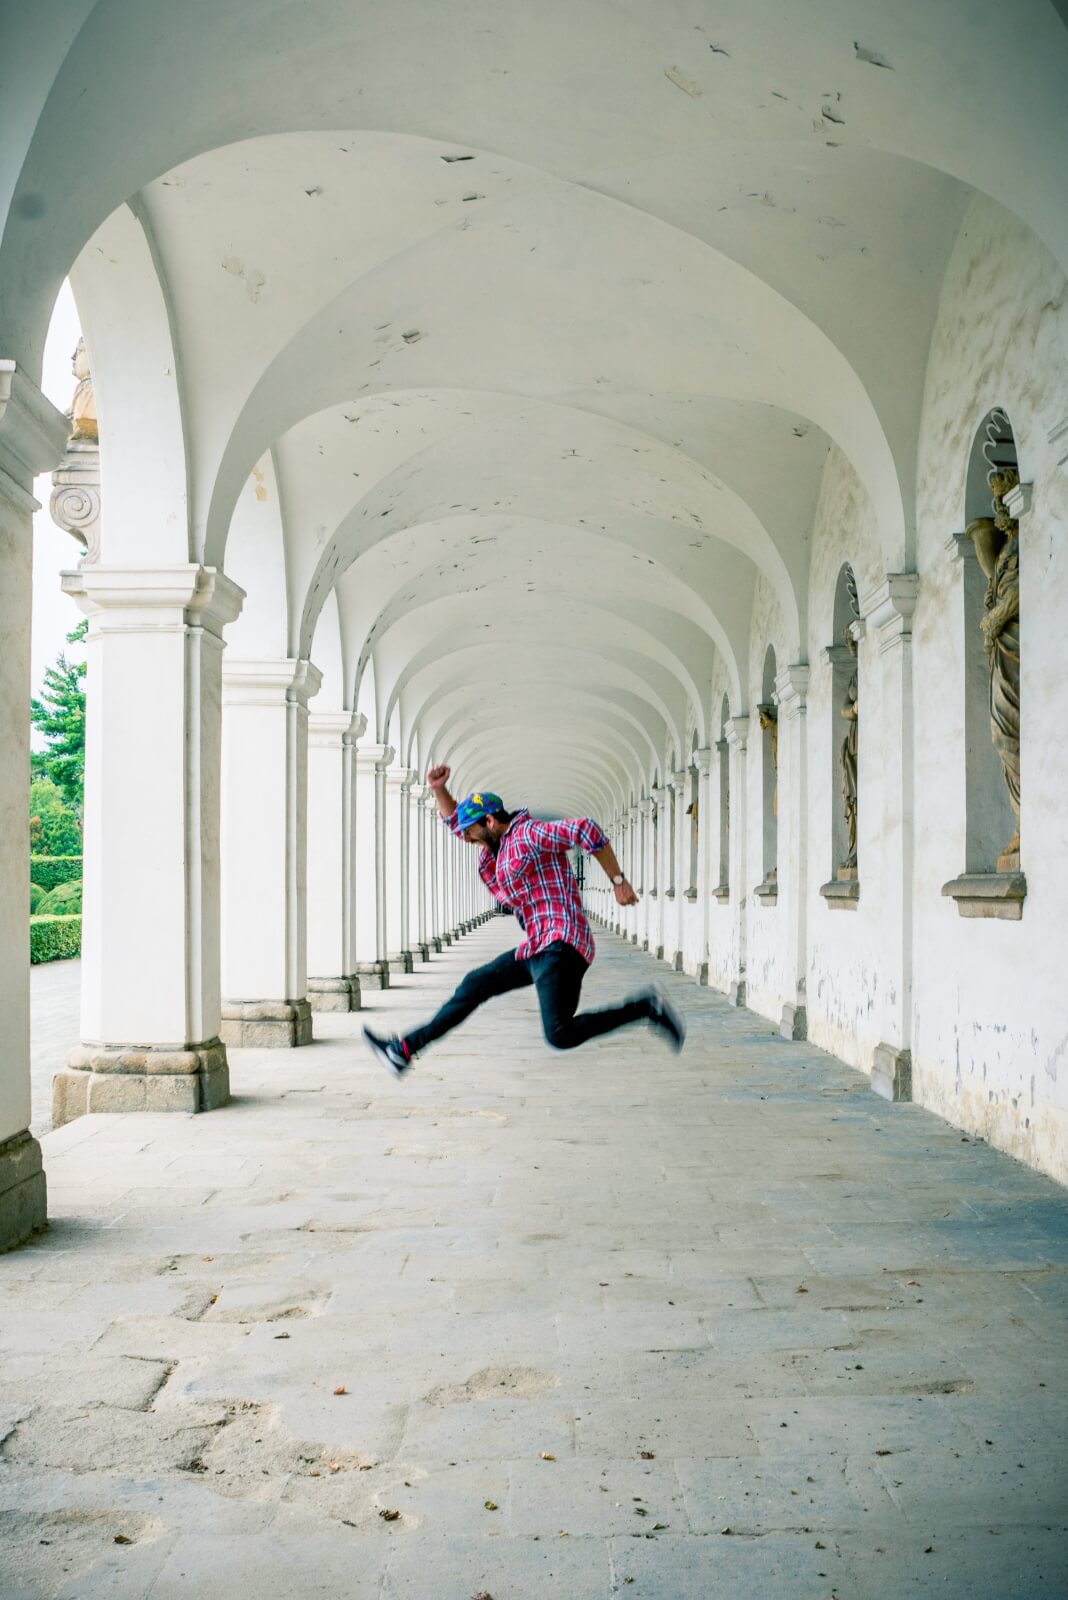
[839,630,859,873]
[758,704,778,815]
[966,465,1021,867]
[68,337,98,443]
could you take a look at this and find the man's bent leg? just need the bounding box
[403,949,532,1056]
[529,943,652,1051]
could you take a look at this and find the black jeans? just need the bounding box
[403,941,653,1056]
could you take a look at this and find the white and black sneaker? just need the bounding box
[646,986,686,1052]
[362,1027,412,1078]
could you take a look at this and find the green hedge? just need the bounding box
[29,882,45,914]
[30,915,82,963]
[38,880,82,916]
[30,855,83,891]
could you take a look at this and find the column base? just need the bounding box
[220,1000,313,1048]
[673,952,684,973]
[54,1039,230,1127]
[416,943,431,962]
[395,950,415,974]
[693,960,708,984]
[355,960,391,989]
[780,1003,808,1042]
[871,1043,913,1103]
[655,944,664,961]
[431,937,443,953]
[308,976,362,1012]
[0,1130,47,1253]
[728,978,746,1007]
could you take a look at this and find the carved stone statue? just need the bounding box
[839,630,859,872]
[966,465,1021,866]
[68,337,98,443]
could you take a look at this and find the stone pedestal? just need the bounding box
[307,977,360,1012]
[55,1039,229,1123]
[871,1043,913,1102]
[780,1001,808,1042]
[220,999,313,1049]
[0,1131,47,1254]
[58,564,244,1125]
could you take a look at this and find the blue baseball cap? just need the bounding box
[455,790,504,830]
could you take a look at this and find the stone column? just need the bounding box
[725,716,750,1006]
[692,748,713,984]
[650,785,668,959]
[354,742,392,987]
[54,564,244,1124]
[626,806,640,942]
[425,794,444,950]
[775,664,811,1041]
[219,658,321,1047]
[865,573,920,1102]
[382,765,413,972]
[410,783,431,960]
[306,709,366,1011]
[0,362,68,1242]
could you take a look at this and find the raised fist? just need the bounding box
[427,764,451,790]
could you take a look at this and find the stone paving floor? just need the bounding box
[3,921,1067,1599]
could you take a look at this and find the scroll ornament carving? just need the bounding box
[966,465,1020,866]
[49,336,101,565]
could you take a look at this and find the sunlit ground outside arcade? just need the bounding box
[3,2,1068,1596]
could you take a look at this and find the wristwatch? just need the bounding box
[611,873,625,886]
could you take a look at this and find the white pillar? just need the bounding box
[54,564,244,1124]
[409,783,431,959]
[306,709,366,1011]
[775,664,811,1041]
[220,658,321,1047]
[725,717,750,1006]
[650,785,668,960]
[865,574,920,1101]
[0,362,67,1241]
[425,794,444,948]
[354,741,392,987]
[690,752,714,982]
[384,766,414,971]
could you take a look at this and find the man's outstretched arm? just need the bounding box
[427,763,457,818]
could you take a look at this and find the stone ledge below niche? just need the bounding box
[819,876,859,909]
[941,871,1026,920]
[753,879,778,906]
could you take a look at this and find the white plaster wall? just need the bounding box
[804,446,887,1068]
[912,196,1068,1182]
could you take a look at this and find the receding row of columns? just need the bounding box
[47,565,490,1129]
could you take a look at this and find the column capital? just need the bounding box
[342,711,368,747]
[725,715,749,750]
[0,359,69,509]
[409,782,430,803]
[650,785,669,804]
[669,768,689,788]
[774,663,810,718]
[222,657,322,708]
[639,798,654,816]
[692,747,713,775]
[309,708,363,747]
[62,564,245,638]
[355,741,394,771]
[386,764,417,790]
[863,572,920,653]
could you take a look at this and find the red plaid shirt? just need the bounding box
[446,807,608,965]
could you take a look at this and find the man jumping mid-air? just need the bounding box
[362,764,685,1076]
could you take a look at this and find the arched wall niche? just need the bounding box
[827,562,861,885]
[716,693,731,898]
[759,644,779,889]
[961,408,1021,874]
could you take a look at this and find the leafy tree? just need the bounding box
[29,778,82,857]
[31,619,86,812]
